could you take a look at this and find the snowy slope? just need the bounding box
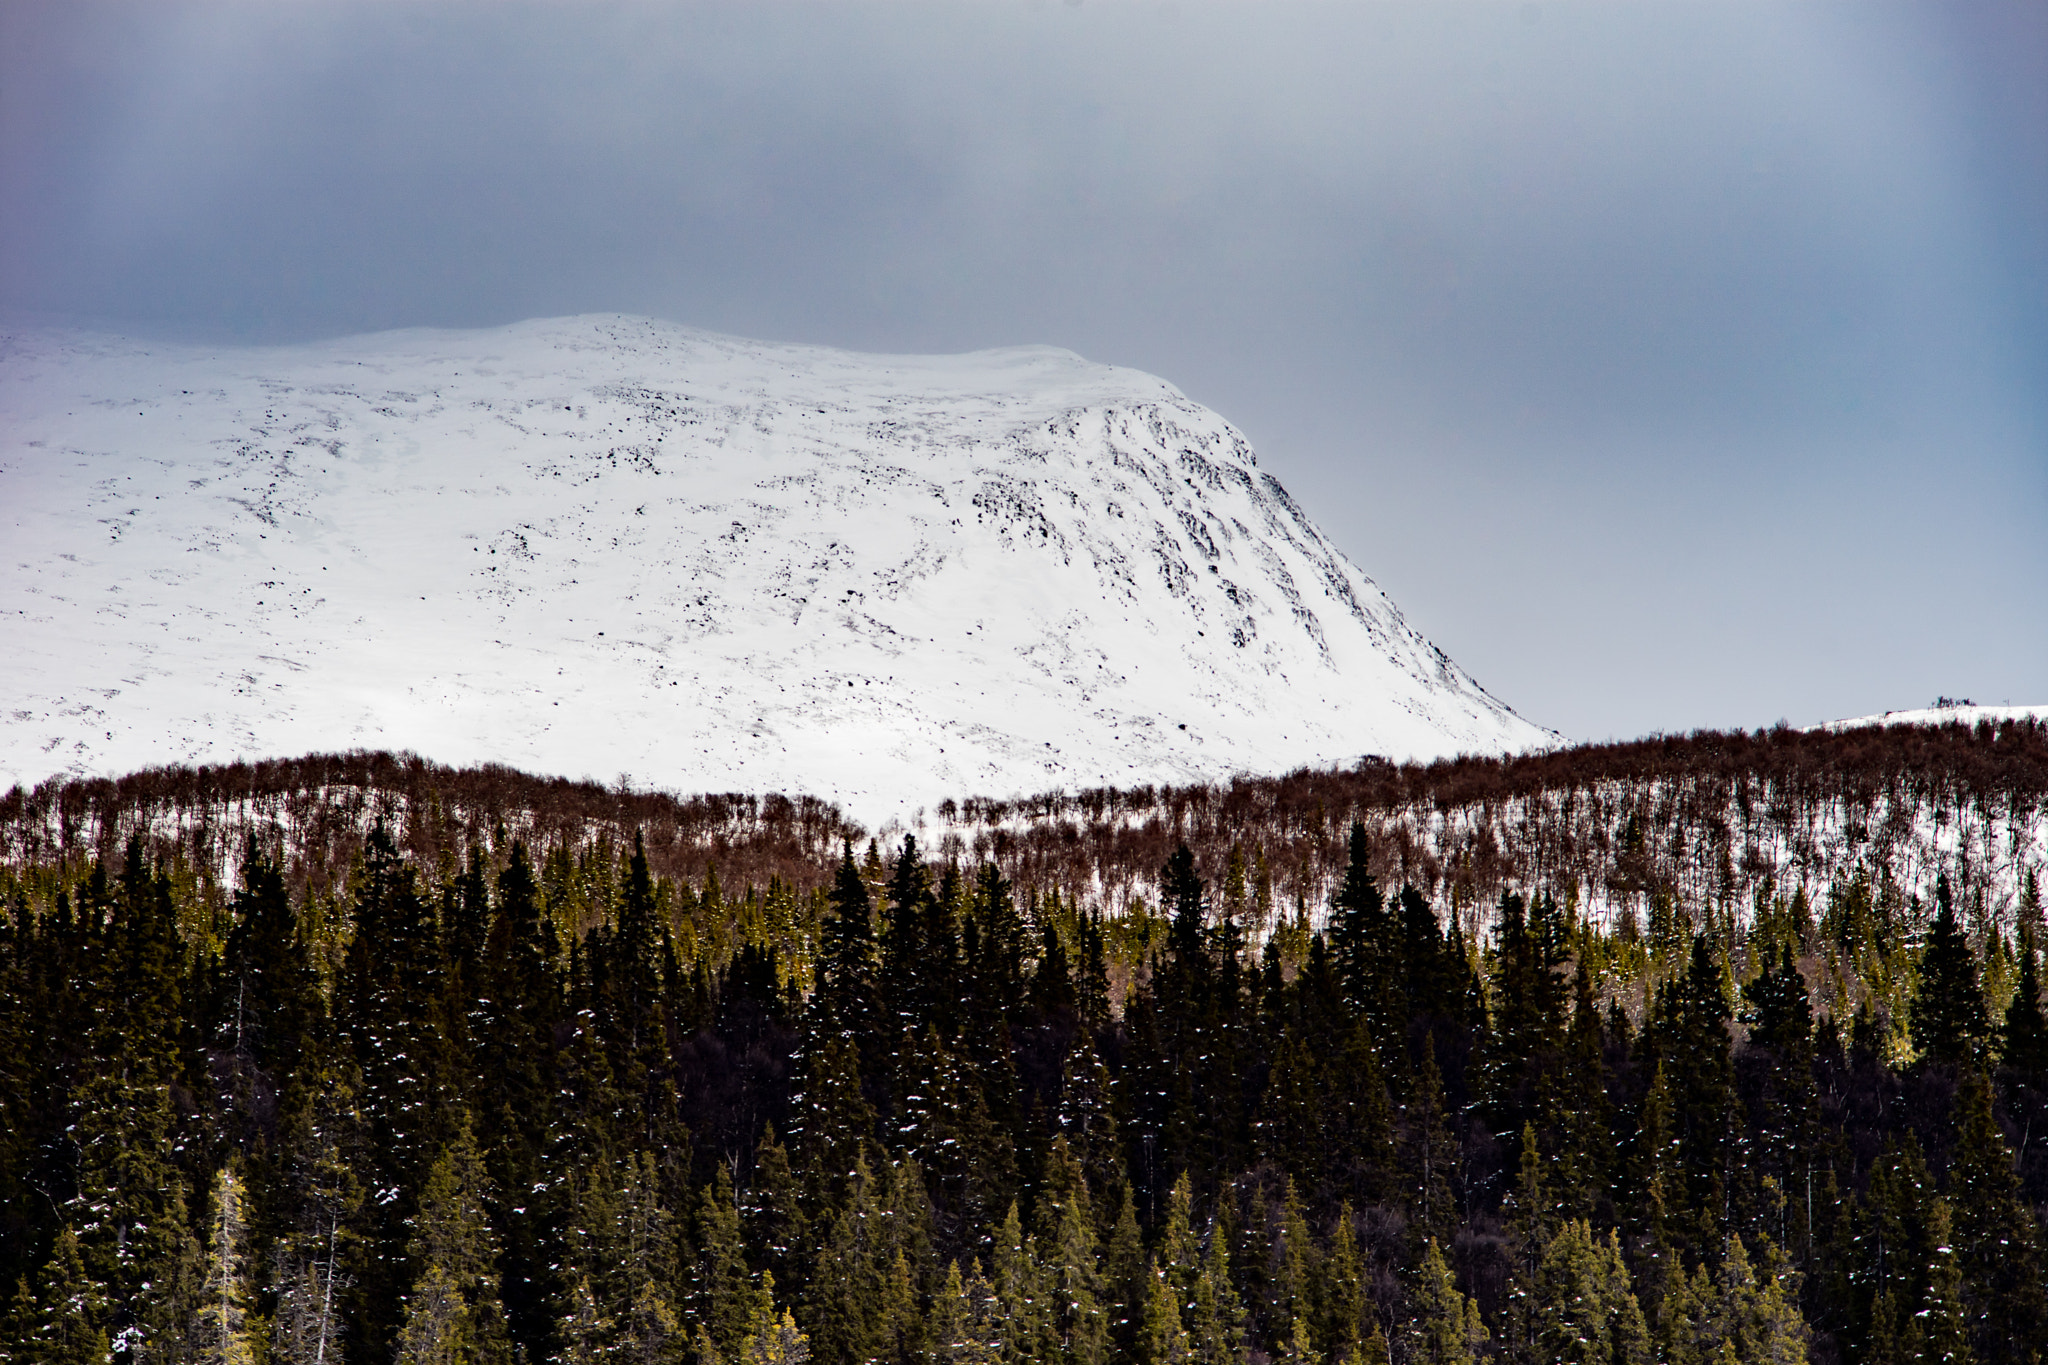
[1813,704,2048,733]
[0,314,1552,819]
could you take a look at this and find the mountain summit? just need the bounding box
[1,314,1550,814]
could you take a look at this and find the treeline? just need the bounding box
[3,816,2047,1365]
[7,720,2043,952]
[936,717,2048,942]
[0,749,861,916]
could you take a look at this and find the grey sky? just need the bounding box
[4,1,2043,743]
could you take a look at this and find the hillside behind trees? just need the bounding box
[3,717,2046,1365]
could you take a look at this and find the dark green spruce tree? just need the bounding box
[1911,874,1990,1066]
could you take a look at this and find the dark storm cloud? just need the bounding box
[4,1,2043,740]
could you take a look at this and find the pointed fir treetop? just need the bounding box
[2000,922,2048,1075]
[1163,844,1207,959]
[1741,944,1812,1058]
[1910,873,1990,1066]
[816,845,879,1043]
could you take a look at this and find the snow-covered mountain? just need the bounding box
[1,314,1551,819]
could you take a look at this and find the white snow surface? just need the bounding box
[1,314,1552,822]
[1814,704,2048,733]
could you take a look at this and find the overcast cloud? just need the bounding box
[4,1,2044,742]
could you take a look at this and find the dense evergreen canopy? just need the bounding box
[2,794,2045,1365]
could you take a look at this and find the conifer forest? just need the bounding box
[4,720,2048,1365]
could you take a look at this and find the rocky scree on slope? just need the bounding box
[0,314,1551,818]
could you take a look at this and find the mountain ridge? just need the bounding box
[1,313,1552,818]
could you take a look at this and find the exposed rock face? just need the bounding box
[1,314,1551,816]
